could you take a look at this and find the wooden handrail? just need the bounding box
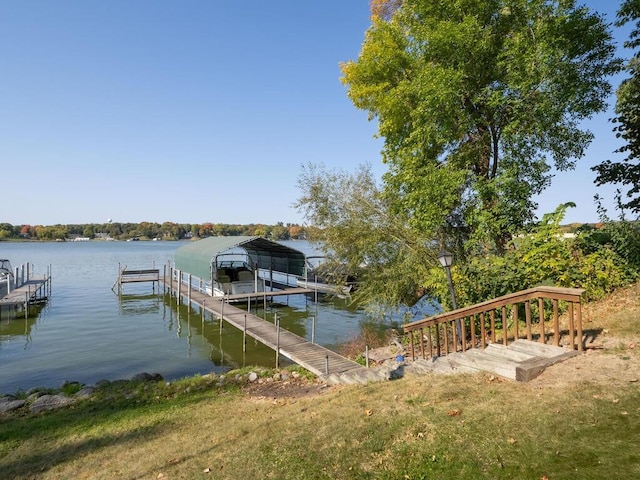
[403,286,585,361]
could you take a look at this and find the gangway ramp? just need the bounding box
[158,276,363,377]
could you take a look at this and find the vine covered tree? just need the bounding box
[341,0,620,255]
[593,0,640,217]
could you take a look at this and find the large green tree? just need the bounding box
[593,0,640,216]
[341,0,620,254]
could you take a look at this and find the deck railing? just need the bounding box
[403,286,585,361]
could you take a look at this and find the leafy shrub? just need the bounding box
[449,204,633,306]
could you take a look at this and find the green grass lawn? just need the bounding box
[1,284,639,480]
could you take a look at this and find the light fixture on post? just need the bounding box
[437,250,457,310]
[437,249,461,343]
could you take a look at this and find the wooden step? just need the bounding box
[448,349,520,380]
[508,339,580,360]
[484,343,537,362]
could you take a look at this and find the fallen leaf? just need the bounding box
[629,342,636,349]
[541,476,549,480]
[508,437,517,444]
[447,408,462,416]
[365,409,373,416]
[613,398,620,404]
[203,467,211,473]
[621,411,629,415]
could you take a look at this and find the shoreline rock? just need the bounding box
[0,371,165,416]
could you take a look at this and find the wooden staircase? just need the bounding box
[319,339,579,385]
[405,339,579,381]
[323,285,588,386]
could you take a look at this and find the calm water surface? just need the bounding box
[0,240,401,393]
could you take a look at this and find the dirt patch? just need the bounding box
[242,376,334,402]
[529,336,640,388]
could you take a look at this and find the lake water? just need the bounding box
[0,240,405,394]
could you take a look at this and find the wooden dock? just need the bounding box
[158,275,363,377]
[0,277,50,318]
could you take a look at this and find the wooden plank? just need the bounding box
[515,357,550,382]
[447,349,518,380]
[508,339,580,361]
[484,343,536,362]
[0,279,47,306]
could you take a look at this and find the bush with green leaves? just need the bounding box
[447,204,634,307]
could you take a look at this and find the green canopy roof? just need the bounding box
[174,236,306,281]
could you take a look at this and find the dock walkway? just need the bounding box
[158,276,364,377]
[0,277,50,318]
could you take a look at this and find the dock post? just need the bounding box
[202,300,205,324]
[188,274,192,311]
[325,355,329,375]
[275,314,280,368]
[177,269,182,305]
[315,275,318,303]
[243,314,247,353]
[311,315,316,344]
[220,298,225,334]
[365,345,369,368]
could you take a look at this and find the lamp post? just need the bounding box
[437,250,457,310]
[437,250,461,342]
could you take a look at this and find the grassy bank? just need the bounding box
[1,285,639,480]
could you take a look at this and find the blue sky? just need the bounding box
[0,0,631,226]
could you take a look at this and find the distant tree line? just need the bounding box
[0,221,307,242]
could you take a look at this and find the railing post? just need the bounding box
[500,305,508,347]
[568,302,575,350]
[553,299,560,347]
[525,301,532,340]
[576,301,583,352]
[490,310,496,343]
[538,297,545,343]
[410,331,415,361]
[365,345,369,368]
[460,318,467,352]
[451,322,458,352]
[443,323,450,355]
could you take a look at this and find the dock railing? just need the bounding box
[403,286,585,361]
